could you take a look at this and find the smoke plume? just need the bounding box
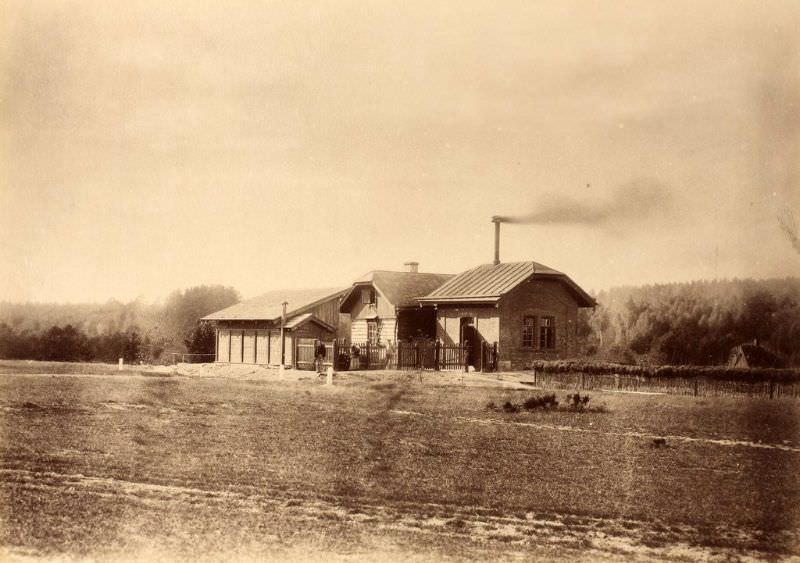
[496,178,672,227]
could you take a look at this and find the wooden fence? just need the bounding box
[336,340,498,372]
[294,338,335,371]
[524,370,800,399]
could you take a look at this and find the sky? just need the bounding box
[1,0,799,303]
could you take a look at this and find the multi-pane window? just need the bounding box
[522,316,536,347]
[361,287,376,305]
[539,316,555,349]
[367,320,379,345]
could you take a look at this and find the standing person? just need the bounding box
[315,340,327,374]
[385,339,396,369]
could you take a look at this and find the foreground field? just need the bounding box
[1,365,799,561]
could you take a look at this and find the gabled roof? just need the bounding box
[418,261,595,307]
[203,287,347,321]
[729,343,785,369]
[283,313,336,333]
[340,271,454,310]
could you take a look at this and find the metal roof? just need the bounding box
[203,287,347,321]
[419,261,595,307]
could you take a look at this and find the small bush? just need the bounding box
[522,394,558,411]
[566,393,591,412]
[486,401,497,411]
[502,401,520,413]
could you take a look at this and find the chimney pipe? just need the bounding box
[491,216,501,265]
[404,261,419,273]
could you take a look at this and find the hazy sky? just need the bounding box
[2,1,799,303]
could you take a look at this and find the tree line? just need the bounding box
[0,285,239,364]
[1,278,798,367]
[580,277,800,366]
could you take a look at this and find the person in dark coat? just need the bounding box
[315,340,327,374]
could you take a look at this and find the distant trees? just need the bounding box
[583,278,800,366]
[184,322,217,355]
[0,284,240,364]
[162,285,240,356]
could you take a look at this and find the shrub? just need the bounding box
[486,401,497,411]
[502,401,520,413]
[522,394,558,411]
[566,393,591,412]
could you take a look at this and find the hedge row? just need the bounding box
[526,360,800,384]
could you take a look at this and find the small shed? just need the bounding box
[728,342,785,369]
[203,287,348,367]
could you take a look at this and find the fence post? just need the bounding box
[580,372,585,390]
[365,342,370,370]
[614,374,620,390]
[413,342,419,370]
[463,343,469,373]
[479,342,485,372]
[693,377,698,397]
[493,342,498,372]
[434,340,441,371]
[769,378,775,400]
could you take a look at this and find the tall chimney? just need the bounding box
[491,216,501,265]
[404,261,419,273]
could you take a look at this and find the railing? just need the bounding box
[337,340,498,372]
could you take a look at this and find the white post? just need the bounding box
[118,358,123,371]
[326,366,333,385]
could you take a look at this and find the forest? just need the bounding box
[0,286,239,364]
[581,277,800,367]
[0,277,798,367]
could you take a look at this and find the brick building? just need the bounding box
[418,261,595,370]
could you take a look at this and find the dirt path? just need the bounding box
[390,409,800,453]
[0,467,786,562]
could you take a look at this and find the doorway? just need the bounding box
[459,317,481,368]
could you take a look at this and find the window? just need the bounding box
[367,320,379,345]
[361,287,376,305]
[539,316,555,349]
[522,316,536,347]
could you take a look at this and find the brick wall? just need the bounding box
[498,278,580,370]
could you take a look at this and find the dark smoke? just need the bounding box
[497,178,672,227]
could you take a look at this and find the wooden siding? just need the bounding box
[217,329,230,362]
[269,331,282,365]
[255,329,269,364]
[380,318,397,344]
[345,284,395,321]
[305,298,342,331]
[351,319,368,342]
[350,317,397,344]
[230,331,243,363]
[242,330,256,363]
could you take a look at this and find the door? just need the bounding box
[459,317,481,368]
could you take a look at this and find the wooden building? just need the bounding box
[203,287,348,366]
[418,261,595,370]
[338,262,453,345]
[728,341,785,369]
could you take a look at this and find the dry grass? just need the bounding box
[0,364,799,561]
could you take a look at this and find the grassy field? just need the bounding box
[1,362,799,561]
